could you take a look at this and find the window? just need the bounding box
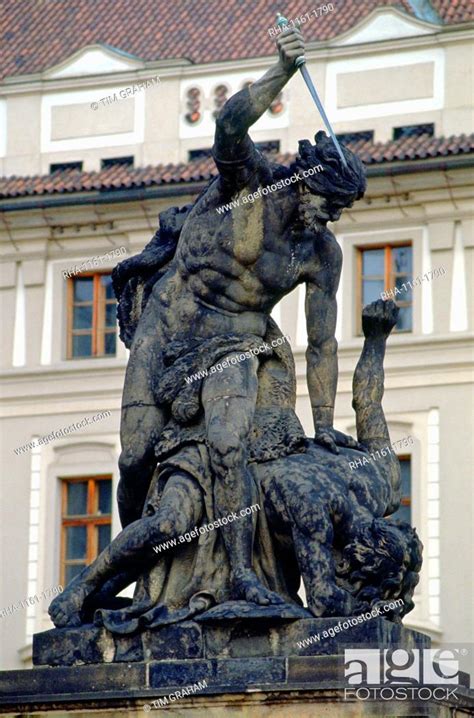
[212,84,229,119]
[239,81,284,114]
[357,244,413,332]
[50,161,83,173]
[393,124,434,140]
[188,141,280,163]
[67,273,117,358]
[336,131,374,145]
[255,140,280,154]
[389,456,411,523]
[269,91,284,115]
[188,148,213,161]
[60,476,112,585]
[185,87,201,124]
[101,156,134,169]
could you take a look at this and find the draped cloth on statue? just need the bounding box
[94,322,308,634]
[94,441,304,635]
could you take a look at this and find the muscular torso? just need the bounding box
[177,179,301,311]
[150,170,332,343]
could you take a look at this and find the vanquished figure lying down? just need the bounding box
[49,300,422,631]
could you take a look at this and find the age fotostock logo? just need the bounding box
[344,648,465,702]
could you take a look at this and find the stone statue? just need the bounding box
[48,26,421,635]
[49,299,421,630]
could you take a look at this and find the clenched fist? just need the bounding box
[276,27,305,74]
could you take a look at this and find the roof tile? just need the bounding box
[2,0,473,82]
[1,133,473,200]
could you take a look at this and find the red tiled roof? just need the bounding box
[432,0,474,23]
[1,133,473,200]
[2,0,473,82]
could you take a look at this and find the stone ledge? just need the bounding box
[1,654,472,716]
[7,623,469,717]
[33,617,431,666]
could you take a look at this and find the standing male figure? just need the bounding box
[115,26,367,605]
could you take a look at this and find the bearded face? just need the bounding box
[299,184,356,225]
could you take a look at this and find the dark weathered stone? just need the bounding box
[113,631,143,663]
[0,662,146,699]
[196,601,311,622]
[35,29,427,697]
[149,656,287,691]
[33,618,430,667]
[279,617,431,657]
[32,624,114,666]
[2,656,473,715]
[286,655,342,686]
[212,657,286,687]
[142,622,203,661]
[149,659,211,689]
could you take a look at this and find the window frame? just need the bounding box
[184,86,202,125]
[50,161,83,173]
[66,271,116,359]
[393,123,434,141]
[101,156,134,169]
[212,83,230,120]
[387,454,413,524]
[389,454,412,522]
[356,242,413,335]
[60,475,112,586]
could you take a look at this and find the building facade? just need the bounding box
[1,0,473,670]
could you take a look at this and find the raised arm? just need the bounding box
[213,28,304,175]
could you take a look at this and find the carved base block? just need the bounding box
[33,616,430,666]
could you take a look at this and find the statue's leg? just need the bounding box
[48,471,203,627]
[202,353,284,606]
[352,299,401,511]
[118,329,168,528]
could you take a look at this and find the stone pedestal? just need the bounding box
[1,620,472,716]
[32,615,429,666]
[1,654,473,717]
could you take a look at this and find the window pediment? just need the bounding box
[45,44,143,79]
[333,8,438,47]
